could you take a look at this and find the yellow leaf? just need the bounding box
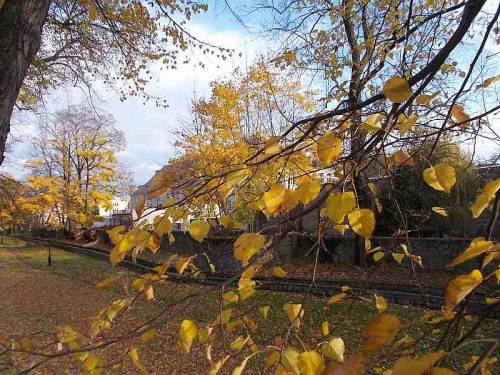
[223,291,239,304]
[389,150,413,167]
[198,326,213,343]
[321,337,345,362]
[239,266,258,300]
[415,91,440,105]
[178,320,198,353]
[423,163,456,193]
[232,353,257,375]
[140,329,156,343]
[209,355,230,375]
[392,253,405,264]
[225,167,249,187]
[445,270,483,312]
[189,220,210,242]
[476,75,500,89]
[259,305,270,318]
[373,252,384,262]
[264,183,287,215]
[383,76,413,103]
[263,136,282,155]
[96,275,121,289]
[175,257,191,275]
[321,321,329,336]
[470,178,500,219]
[449,237,495,267]
[280,348,300,374]
[359,113,384,132]
[374,294,387,313]
[295,177,321,205]
[362,314,401,355]
[396,112,418,135]
[214,309,232,325]
[392,351,446,375]
[58,326,79,343]
[317,130,342,166]
[107,225,126,245]
[432,207,448,216]
[451,104,470,123]
[297,351,325,375]
[328,293,346,304]
[129,347,147,375]
[220,215,243,231]
[233,233,266,266]
[230,336,249,351]
[283,303,304,329]
[321,191,356,224]
[144,285,154,301]
[348,208,376,238]
[155,215,173,236]
[273,266,287,278]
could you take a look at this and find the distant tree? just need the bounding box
[23,105,127,232]
[0,0,226,166]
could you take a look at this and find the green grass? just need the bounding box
[1,240,497,372]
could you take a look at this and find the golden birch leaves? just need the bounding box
[423,163,456,193]
[383,76,413,103]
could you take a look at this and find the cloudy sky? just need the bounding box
[3,0,499,186]
[4,2,266,185]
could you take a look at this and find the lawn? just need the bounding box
[0,240,496,374]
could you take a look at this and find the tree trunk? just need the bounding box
[0,0,51,166]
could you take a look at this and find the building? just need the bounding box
[94,197,132,228]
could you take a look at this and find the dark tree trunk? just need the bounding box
[0,0,51,166]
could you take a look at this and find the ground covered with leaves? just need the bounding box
[0,242,497,374]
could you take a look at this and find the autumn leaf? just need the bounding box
[374,294,387,313]
[322,354,366,375]
[348,208,376,238]
[140,329,157,343]
[294,177,321,205]
[383,76,413,103]
[273,266,287,278]
[432,207,448,216]
[389,150,413,166]
[423,163,456,193]
[392,253,405,264]
[476,75,500,89]
[450,104,470,123]
[415,91,440,105]
[259,305,270,318]
[397,112,418,134]
[283,303,304,329]
[321,337,345,362]
[449,237,496,267]
[264,183,287,215]
[135,194,145,217]
[107,225,126,245]
[230,336,249,351]
[373,251,384,262]
[391,351,446,375]
[96,275,121,289]
[263,136,282,155]
[317,130,342,166]
[321,191,356,224]
[321,321,329,336]
[362,314,400,354]
[223,291,239,304]
[209,355,230,375]
[470,178,500,219]
[359,113,384,132]
[297,351,325,375]
[178,320,198,353]
[445,270,483,311]
[233,233,266,266]
[189,220,210,242]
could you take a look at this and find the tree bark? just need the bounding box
[0,0,51,166]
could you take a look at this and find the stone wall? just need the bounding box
[93,228,476,273]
